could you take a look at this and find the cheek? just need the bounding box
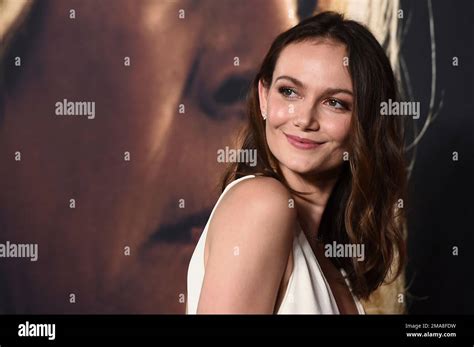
[325,116,351,143]
[267,93,293,126]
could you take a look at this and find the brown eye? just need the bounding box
[326,98,348,110]
[278,87,298,98]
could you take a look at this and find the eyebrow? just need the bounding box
[274,75,353,97]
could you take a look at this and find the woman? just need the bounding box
[187,12,407,314]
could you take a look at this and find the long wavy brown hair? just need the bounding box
[221,12,407,300]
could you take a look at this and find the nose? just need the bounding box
[292,103,321,131]
[189,0,298,120]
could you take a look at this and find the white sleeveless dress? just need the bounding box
[186,175,365,314]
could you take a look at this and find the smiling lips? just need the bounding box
[284,133,324,150]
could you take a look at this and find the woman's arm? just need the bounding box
[197,177,296,314]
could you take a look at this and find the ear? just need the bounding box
[258,79,269,117]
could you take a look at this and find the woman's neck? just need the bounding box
[280,165,341,242]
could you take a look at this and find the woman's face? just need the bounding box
[258,40,353,177]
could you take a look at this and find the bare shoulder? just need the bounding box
[210,176,296,241]
[198,176,296,313]
[220,177,294,217]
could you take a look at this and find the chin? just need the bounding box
[283,161,321,175]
